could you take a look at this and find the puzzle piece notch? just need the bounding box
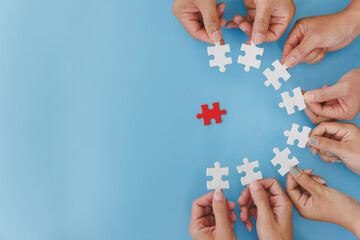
[196,102,227,126]
[236,158,263,185]
[263,60,291,90]
[207,162,229,191]
[237,41,264,72]
[279,87,306,115]
[271,148,299,176]
[207,41,232,73]
[284,123,312,148]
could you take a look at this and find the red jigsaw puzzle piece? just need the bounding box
[197,102,227,125]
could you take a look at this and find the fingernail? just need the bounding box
[333,159,343,163]
[318,178,327,184]
[290,166,300,176]
[309,137,319,146]
[309,147,316,157]
[304,92,315,101]
[253,33,264,44]
[250,181,261,191]
[211,30,221,42]
[234,20,240,24]
[214,189,224,201]
[286,56,297,66]
[245,223,251,232]
[328,152,338,157]
[304,169,315,173]
[240,210,244,218]
[231,211,237,219]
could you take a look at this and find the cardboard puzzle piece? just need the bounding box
[263,60,291,90]
[207,41,232,72]
[236,158,263,185]
[207,162,229,191]
[284,123,312,148]
[279,87,306,115]
[197,102,227,126]
[271,148,299,176]
[237,42,264,72]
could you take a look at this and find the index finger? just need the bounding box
[258,178,286,197]
[310,122,347,139]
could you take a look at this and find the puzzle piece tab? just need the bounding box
[207,162,229,191]
[263,60,291,90]
[279,87,306,115]
[237,42,264,72]
[197,102,227,125]
[271,148,299,176]
[236,158,263,185]
[284,123,312,148]
[207,41,232,72]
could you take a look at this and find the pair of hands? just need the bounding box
[190,179,294,240]
[190,168,360,240]
[172,0,295,44]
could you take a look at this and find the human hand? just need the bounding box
[307,122,360,175]
[189,190,237,240]
[237,178,293,240]
[226,0,295,44]
[282,2,360,67]
[286,167,360,238]
[303,68,360,124]
[172,0,226,44]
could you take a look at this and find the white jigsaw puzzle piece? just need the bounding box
[237,42,264,72]
[207,41,232,73]
[284,123,312,148]
[263,60,291,90]
[236,158,263,185]
[271,148,299,176]
[206,162,229,191]
[279,87,306,114]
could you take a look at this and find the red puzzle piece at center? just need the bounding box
[197,102,227,125]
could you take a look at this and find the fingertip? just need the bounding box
[284,55,298,68]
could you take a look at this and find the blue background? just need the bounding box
[0,0,359,239]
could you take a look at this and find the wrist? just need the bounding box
[342,202,360,238]
[342,0,360,36]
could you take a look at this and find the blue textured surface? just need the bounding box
[0,0,359,239]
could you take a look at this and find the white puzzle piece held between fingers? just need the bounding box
[271,148,299,176]
[263,60,291,90]
[207,41,232,73]
[237,42,264,72]
[236,158,263,185]
[284,123,312,148]
[279,87,306,115]
[206,162,229,191]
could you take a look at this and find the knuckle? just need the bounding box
[206,18,219,27]
[254,18,269,29]
[295,45,306,56]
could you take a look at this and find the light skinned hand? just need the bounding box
[237,178,293,240]
[282,0,360,67]
[286,167,360,238]
[189,190,237,240]
[308,122,360,175]
[172,0,227,44]
[303,68,360,124]
[226,0,295,44]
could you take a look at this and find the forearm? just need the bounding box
[342,203,360,238]
[344,0,360,36]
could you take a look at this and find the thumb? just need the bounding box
[196,0,222,42]
[252,1,272,44]
[249,181,274,220]
[212,190,232,234]
[308,136,344,157]
[304,84,344,103]
[289,167,323,196]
